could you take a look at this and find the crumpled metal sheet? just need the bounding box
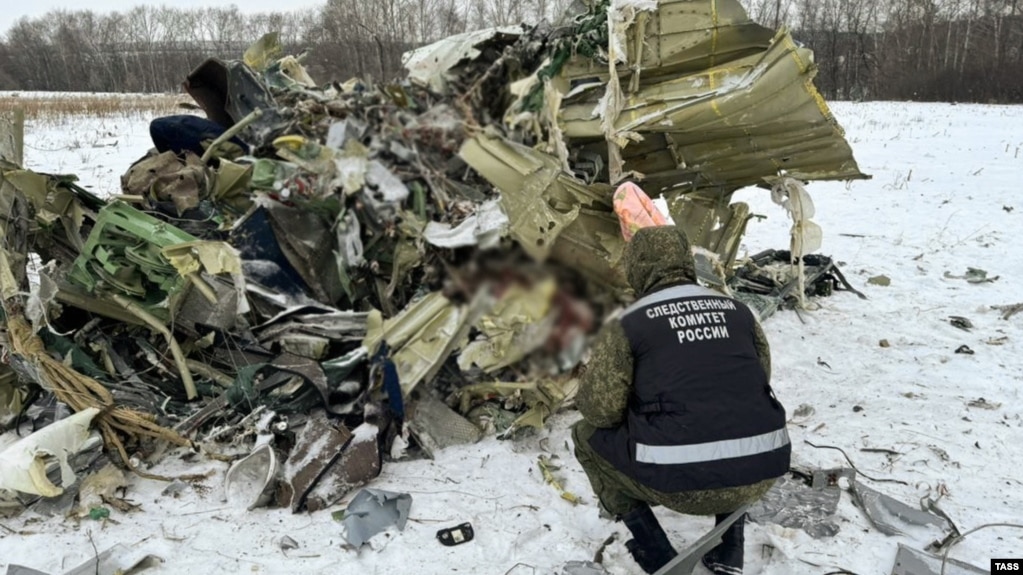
[163,240,249,317]
[174,275,241,333]
[275,412,353,513]
[184,57,282,146]
[460,133,627,289]
[264,200,345,304]
[406,394,482,458]
[665,191,752,279]
[1,0,871,505]
[747,475,842,538]
[404,27,524,93]
[556,0,867,194]
[305,422,382,512]
[890,543,985,575]
[363,291,490,398]
[5,543,162,575]
[265,352,361,416]
[342,488,412,548]
[2,162,101,258]
[460,132,581,261]
[11,441,106,517]
[561,561,609,575]
[850,480,952,538]
[654,504,751,575]
[253,305,368,359]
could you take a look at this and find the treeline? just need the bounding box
[746,0,1023,102]
[0,0,573,93]
[1,0,1022,103]
[0,7,314,92]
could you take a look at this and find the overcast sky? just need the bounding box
[0,0,326,36]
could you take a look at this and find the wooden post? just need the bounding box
[0,108,25,166]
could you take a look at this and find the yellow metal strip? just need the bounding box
[709,70,723,118]
[805,78,843,135]
[710,0,720,68]
[782,32,808,74]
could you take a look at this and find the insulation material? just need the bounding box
[771,177,823,307]
[771,177,823,257]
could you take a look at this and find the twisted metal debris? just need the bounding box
[1,0,866,512]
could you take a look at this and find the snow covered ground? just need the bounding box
[1,100,1022,575]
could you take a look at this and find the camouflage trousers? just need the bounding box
[572,420,776,517]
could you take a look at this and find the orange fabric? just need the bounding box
[613,182,668,241]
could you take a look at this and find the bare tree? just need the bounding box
[0,0,1019,101]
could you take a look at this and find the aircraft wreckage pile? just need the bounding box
[1,0,866,515]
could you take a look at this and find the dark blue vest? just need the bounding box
[589,284,791,493]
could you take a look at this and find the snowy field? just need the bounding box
[1,99,1022,575]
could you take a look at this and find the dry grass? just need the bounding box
[0,92,189,122]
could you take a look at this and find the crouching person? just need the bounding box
[572,225,790,575]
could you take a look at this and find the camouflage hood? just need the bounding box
[625,225,697,296]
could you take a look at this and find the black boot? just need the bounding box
[620,505,678,574]
[701,512,745,575]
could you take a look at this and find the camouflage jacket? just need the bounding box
[577,226,772,428]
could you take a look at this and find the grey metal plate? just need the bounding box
[891,544,986,575]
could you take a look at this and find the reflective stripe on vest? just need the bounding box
[635,427,791,465]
